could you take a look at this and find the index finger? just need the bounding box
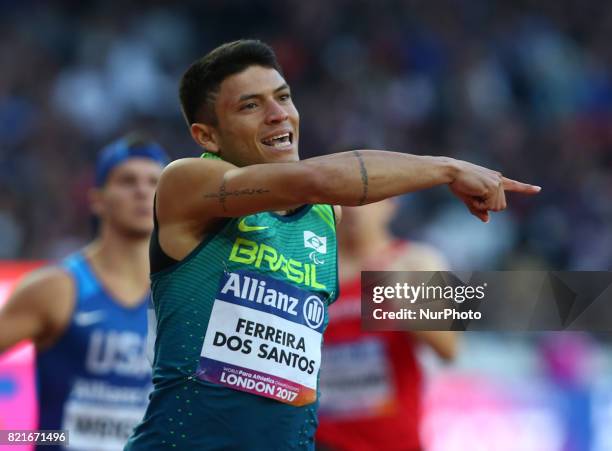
[502,177,541,194]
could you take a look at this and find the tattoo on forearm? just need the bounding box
[354,150,369,205]
[204,179,270,211]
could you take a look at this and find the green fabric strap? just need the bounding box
[200,152,222,160]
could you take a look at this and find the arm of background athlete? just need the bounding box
[392,243,459,361]
[0,268,73,354]
[413,331,458,361]
[157,151,540,227]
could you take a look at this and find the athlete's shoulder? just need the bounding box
[160,157,234,183]
[15,265,74,300]
[1,264,76,349]
[157,157,236,220]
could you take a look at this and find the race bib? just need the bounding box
[197,271,326,406]
[61,380,149,450]
[319,337,397,418]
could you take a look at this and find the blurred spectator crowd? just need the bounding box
[1,0,611,269]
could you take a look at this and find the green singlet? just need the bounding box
[125,191,338,450]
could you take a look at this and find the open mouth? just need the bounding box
[261,132,293,150]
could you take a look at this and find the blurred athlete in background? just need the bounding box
[0,134,168,450]
[317,199,457,451]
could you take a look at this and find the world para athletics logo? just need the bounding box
[304,231,326,265]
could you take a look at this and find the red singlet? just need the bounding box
[317,241,422,451]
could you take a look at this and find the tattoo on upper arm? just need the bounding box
[354,150,368,205]
[218,176,228,211]
[203,177,270,211]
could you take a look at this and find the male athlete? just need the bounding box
[126,40,539,450]
[317,199,456,451]
[0,134,168,450]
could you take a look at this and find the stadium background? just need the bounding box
[1,1,611,450]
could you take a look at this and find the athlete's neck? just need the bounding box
[83,229,150,306]
[274,205,303,216]
[339,229,395,279]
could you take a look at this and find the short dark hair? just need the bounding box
[179,40,283,126]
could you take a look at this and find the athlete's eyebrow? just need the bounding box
[237,84,290,103]
[274,84,290,94]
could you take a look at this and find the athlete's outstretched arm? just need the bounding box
[305,150,540,222]
[157,151,540,227]
[0,268,73,354]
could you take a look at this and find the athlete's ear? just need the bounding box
[190,123,220,154]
